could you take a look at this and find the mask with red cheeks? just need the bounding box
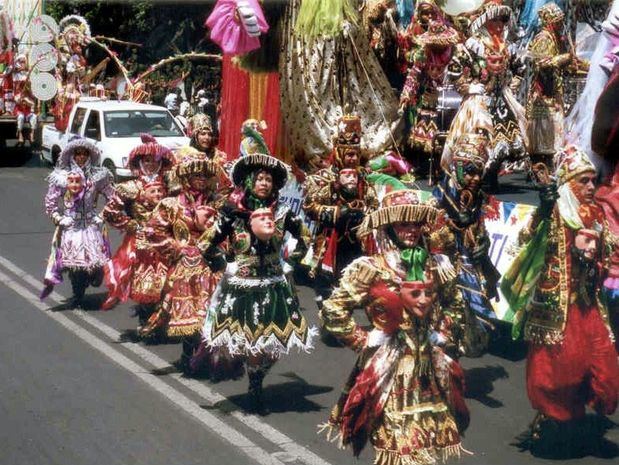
[338,169,358,191]
[401,280,435,319]
[574,228,600,261]
[66,173,84,196]
[194,205,217,232]
[250,208,275,242]
[141,182,166,208]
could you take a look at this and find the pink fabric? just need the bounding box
[205,0,269,55]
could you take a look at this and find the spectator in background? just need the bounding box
[164,88,181,116]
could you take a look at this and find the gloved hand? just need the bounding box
[59,216,74,227]
[337,207,365,230]
[457,209,475,227]
[538,182,558,218]
[471,235,491,265]
[288,242,308,264]
[93,215,104,226]
[205,250,226,273]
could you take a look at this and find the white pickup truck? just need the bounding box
[41,98,190,178]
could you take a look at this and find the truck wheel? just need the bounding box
[103,159,117,181]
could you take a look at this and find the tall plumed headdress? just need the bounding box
[230,153,290,191]
[555,145,596,186]
[127,133,173,173]
[333,114,362,168]
[451,133,489,171]
[538,2,565,27]
[59,14,91,38]
[187,113,213,137]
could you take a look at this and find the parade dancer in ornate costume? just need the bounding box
[502,146,619,454]
[433,133,499,357]
[320,187,469,465]
[526,2,585,167]
[197,153,316,412]
[139,148,224,370]
[42,139,114,308]
[400,20,460,179]
[302,115,378,311]
[188,113,227,163]
[185,113,231,192]
[101,134,174,324]
[443,0,527,191]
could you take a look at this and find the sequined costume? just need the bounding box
[526,3,576,161]
[400,21,459,155]
[433,134,500,357]
[102,134,174,313]
[280,0,401,163]
[443,1,527,188]
[200,154,315,356]
[302,115,379,299]
[502,147,619,445]
[42,139,114,304]
[139,148,224,339]
[320,188,469,465]
[197,153,316,410]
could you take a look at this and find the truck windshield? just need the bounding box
[103,110,184,138]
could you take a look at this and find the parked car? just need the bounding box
[41,98,189,178]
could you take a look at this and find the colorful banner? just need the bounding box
[484,199,536,320]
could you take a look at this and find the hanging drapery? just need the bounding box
[218,55,287,161]
[279,0,402,164]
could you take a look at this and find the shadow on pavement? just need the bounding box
[203,372,333,416]
[513,414,618,460]
[464,365,509,408]
[0,146,36,168]
[488,320,528,361]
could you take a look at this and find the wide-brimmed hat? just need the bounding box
[127,133,173,172]
[416,20,460,47]
[358,188,440,237]
[231,153,289,190]
[470,1,514,35]
[58,137,100,168]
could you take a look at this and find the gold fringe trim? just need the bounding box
[177,159,222,179]
[166,322,203,338]
[359,205,439,237]
[374,443,468,465]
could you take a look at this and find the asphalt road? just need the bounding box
[0,150,617,465]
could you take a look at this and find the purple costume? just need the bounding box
[42,139,114,301]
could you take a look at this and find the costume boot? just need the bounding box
[247,363,272,415]
[68,270,88,309]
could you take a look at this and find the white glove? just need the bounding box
[468,83,486,95]
[366,328,391,348]
[93,215,104,226]
[59,216,74,227]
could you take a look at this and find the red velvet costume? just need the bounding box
[102,134,173,309]
[517,148,619,424]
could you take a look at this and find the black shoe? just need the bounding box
[247,370,270,415]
